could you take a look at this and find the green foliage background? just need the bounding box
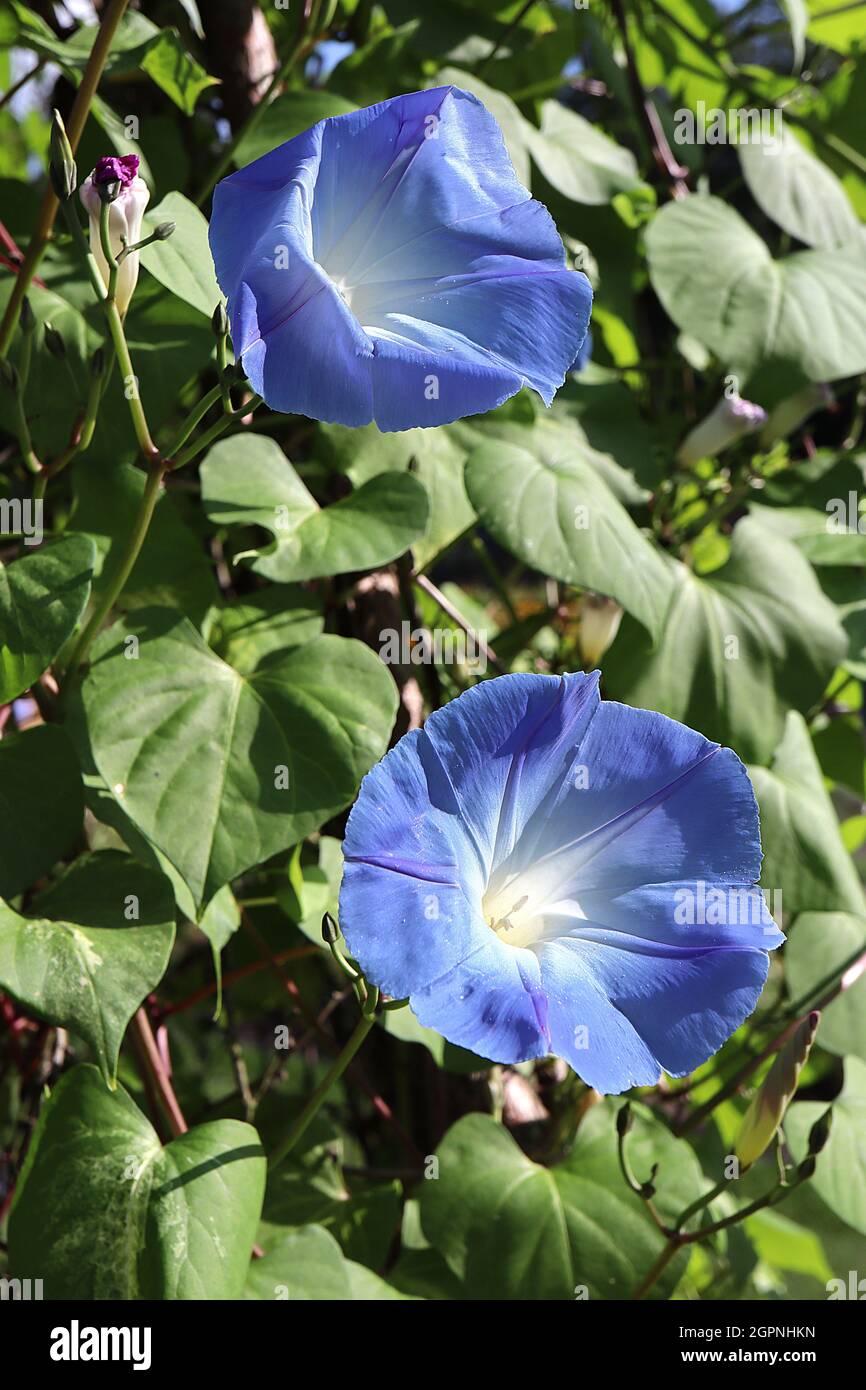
[0,0,864,1302]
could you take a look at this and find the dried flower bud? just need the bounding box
[734,1012,820,1172]
[579,593,623,667]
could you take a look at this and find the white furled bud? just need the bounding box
[677,395,767,467]
[79,154,150,317]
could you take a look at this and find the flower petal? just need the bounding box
[411,936,550,1062]
[539,935,771,1092]
[339,671,780,1086]
[496,701,765,911]
[341,673,599,1001]
[420,672,600,878]
[341,728,485,999]
[208,86,591,429]
[541,880,784,952]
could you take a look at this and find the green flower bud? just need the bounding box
[640,1162,659,1199]
[807,1107,832,1157]
[212,303,229,338]
[153,221,176,241]
[760,384,834,446]
[321,912,340,945]
[49,108,77,201]
[0,358,20,392]
[734,1012,819,1172]
[797,1154,817,1183]
[616,1101,633,1138]
[43,322,66,359]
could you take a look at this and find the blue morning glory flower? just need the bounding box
[208,86,591,431]
[339,673,782,1093]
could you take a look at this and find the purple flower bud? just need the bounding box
[80,155,150,316]
[92,154,140,189]
[677,394,768,467]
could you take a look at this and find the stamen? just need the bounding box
[488,895,529,936]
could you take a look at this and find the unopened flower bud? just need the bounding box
[640,1162,659,1199]
[734,1011,819,1172]
[677,394,768,467]
[797,1154,817,1182]
[616,1101,633,1138]
[0,358,20,392]
[49,108,77,200]
[43,322,66,359]
[807,1107,832,1157]
[153,221,176,242]
[79,154,150,316]
[579,593,623,667]
[212,303,229,338]
[760,384,834,445]
[321,911,340,945]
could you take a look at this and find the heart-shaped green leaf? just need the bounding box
[527,99,649,205]
[420,1104,705,1300]
[646,194,866,382]
[0,534,95,703]
[200,433,429,581]
[77,608,397,911]
[140,192,222,316]
[0,724,84,898]
[317,420,476,570]
[0,851,175,1083]
[208,586,324,675]
[749,713,865,917]
[9,1064,265,1299]
[244,1226,412,1300]
[738,125,860,249]
[786,912,866,1061]
[785,1058,866,1235]
[604,517,847,763]
[464,417,672,639]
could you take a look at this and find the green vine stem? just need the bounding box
[167,394,263,469]
[631,1170,813,1300]
[0,0,130,357]
[164,383,226,459]
[269,990,379,1171]
[60,456,166,690]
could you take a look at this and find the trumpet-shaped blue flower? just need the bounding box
[339,673,782,1093]
[208,87,591,431]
